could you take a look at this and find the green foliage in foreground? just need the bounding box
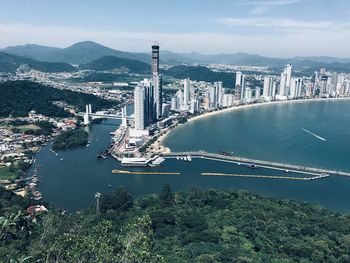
[2,185,350,262]
[52,129,88,150]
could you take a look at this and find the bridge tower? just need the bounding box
[83,104,92,125]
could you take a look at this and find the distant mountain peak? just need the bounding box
[68,41,108,49]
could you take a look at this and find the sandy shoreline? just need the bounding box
[157,97,350,151]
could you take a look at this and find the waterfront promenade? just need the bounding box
[161,151,350,177]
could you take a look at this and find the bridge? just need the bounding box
[161,151,350,177]
[79,104,134,125]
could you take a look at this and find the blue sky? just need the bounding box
[1,0,350,57]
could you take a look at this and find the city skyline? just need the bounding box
[1,0,350,57]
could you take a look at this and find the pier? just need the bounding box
[112,169,180,175]
[201,172,329,181]
[161,151,350,178]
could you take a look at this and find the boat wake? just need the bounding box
[301,128,326,142]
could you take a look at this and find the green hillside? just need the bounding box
[80,55,150,73]
[0,81,115,117]
[0,52,75,73]
[2,186,350,262]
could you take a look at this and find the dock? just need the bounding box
[162,151,350,178]
[112,169,180,175]
[201,172,329,181]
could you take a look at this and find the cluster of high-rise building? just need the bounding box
[236,64,350,102]
[133,45,350,134]
[312,68,350,97]
[170,79,229,113]
[134,44,163,132]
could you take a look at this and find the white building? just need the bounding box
[222,94,235,107]
[263,76,270,97]
[134,85,145,130]
[183,78,190,107]
[255,87,261,100]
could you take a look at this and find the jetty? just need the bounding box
[201,172,329,181]
[112,169,180,175]
[162,151,350,178]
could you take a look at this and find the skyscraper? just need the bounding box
[151,44,159,75]
[153,73,163,119]
[151,43,162,119]
[235,71,245,100]
[279,64,292,96]
[183,78,190,106]
[263,76,270,97]
[134,85,145,130]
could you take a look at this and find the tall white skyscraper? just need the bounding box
[285,64,292,90]
[153,73,162,119]
[215,81,224,107]
[263,76,270,97]
[134,85,145,130]
[235,71,242,87]
[279,64,292,96]
[183,78,190,106]
[235,71,245,100]
[209,86,216,109]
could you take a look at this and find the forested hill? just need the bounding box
[0,52,75,73]
[2,186,350,262]
[0,81,115,117]
[164,65,235,88]
[80,55,150,73]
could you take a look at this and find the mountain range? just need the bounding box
[1,41,350,74]
[3,41,350,67]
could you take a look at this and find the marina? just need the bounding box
[163,152,350,177]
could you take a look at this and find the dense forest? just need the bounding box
[2,185,350,262]
[0,81,116,117]
[52,129,89,150]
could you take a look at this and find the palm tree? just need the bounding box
[0,211,23,241]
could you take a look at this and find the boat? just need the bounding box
[97,153,108,159]
[55,153,58,156]
[176,156,180,160]
[187,155,192,162]
[149,157,165,166]
[60,158,63,161]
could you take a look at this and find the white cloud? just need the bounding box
[239,0,302,14]
[0,22,350,57]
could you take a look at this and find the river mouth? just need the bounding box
[30,100,350,213]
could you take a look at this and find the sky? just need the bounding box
[0,0,350,57]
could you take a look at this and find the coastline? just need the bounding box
[157,97,350,152]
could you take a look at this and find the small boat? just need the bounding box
[176,156,180,160]
[60,158,63,161]
[86,144,90,147]
[187,155,192,162]
[55,153,58,156]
